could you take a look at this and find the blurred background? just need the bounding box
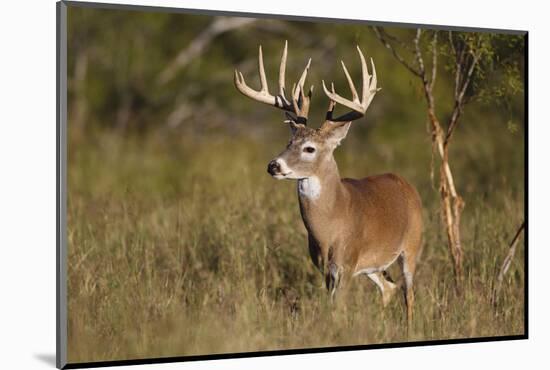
[66,4,525,363]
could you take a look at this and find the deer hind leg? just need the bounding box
[399,253,417,329]
[367,271,397,307]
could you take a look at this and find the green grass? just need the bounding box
[66,124,525,363]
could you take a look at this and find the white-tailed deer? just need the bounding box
[234,41,423,325]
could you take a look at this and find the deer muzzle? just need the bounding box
[267,160,281,176]
[267,158,293,179]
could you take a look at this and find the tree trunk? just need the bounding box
[428,109,465,288]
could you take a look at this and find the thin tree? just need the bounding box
[491,221,525,306]
[373,28,489,288]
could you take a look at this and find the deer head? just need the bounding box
[234,41,379,181]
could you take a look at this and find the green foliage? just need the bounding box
[436,31,525,127]
[67,6,524,137]
[461,33,524,109]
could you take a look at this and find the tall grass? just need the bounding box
[67,121,524,363]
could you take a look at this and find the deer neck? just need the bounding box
[297,157,346,217]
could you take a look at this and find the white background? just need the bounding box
[0,0,546,369]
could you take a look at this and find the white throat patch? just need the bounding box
[298,177,321,200]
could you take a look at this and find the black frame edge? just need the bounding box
[63,335,527,369]
[523,32,529,339]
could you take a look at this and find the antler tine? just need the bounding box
[279,40,288,102]
[234,42,313,124]
[296,58,314,123]
[367,57,378,107]
[292,89,301,118]
[340,60,359,102]
[258,45,269,93]
[234,70,274,106]
[288,58,313,123]
[304,84,314,117]
[322,46,380,122]
[322,80,364,113]
[325,83,337,121]
[357,46,370,104]
[293,58,312,101]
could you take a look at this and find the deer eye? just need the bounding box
[303,146,316,153]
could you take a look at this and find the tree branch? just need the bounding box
[413,29,426,82]
[445,49,481,144]
[372,26,422,77]
[430,31,438,91]
[450,32,469,103]
[376,27,414,51]
[157,17,256,85]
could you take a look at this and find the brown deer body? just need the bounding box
[234,42,423,325]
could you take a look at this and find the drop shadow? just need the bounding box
[34,353,56,367]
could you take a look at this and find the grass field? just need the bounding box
[66,117,525,363]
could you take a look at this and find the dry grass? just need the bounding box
[66,124,525,363]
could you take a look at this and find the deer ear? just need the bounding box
[325,121,352,147]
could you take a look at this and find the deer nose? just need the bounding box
[267,160,281,175]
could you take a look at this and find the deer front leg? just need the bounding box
[325,262,342,302]
[307,235,323,272]
[324,245,345,302]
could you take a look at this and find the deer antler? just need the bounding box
[234,41,313,125]
[322,46,380,122]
